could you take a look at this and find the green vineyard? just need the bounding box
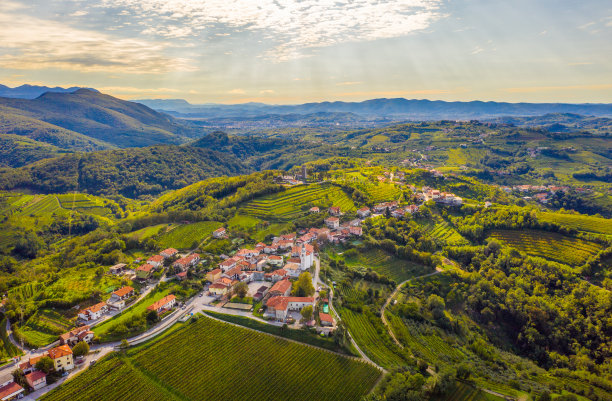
[488,229,603,266]
[421,220,470,246]
[343,248,432,283]
[339,307,408,369]
[44,316,380,401]
[432,382,506,401]
[157,221,222,249]
[539,212,612,237]
[241,183,356,220]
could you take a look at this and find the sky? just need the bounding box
[0,0,611,104]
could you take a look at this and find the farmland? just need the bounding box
[539,211,612,237]
[241,183,356,221]
[343,248,432,283]
[432,382,506,401]
[15,308,73,348]
[156,221,222,249]
[0,315,21,361]
[420,220,469,246]
[488,229,603,265]
[43,316,381,401]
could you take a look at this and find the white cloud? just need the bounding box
[69,10,88,17]
[99,0,445,61]
[0,8,197,73]
[228,89,245,94]
[259,89,275,94]
[471,46,484,55]
[336,81,362,86]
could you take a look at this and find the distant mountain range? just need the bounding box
[136,98,612,120]
[0,84,98,99]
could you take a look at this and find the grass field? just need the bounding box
[42,267,123,305]
[488,229,603,266]
[339,307,408,369]
[128,224,171,240]
[0,316,21,360]
[156,221,222,249]
[43,316,380,401]
[343,248,432,283]
[241,183,356,221]
[539,212,612,237]
[15,308,73,348]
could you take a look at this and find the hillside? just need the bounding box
[0,89,202,148]
[0,134,67,167]
[0,84,96,99]
[490,113,612,135]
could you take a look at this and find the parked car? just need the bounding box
[90,359,97,366]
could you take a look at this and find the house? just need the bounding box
[147,255,164,268]
[173,253,200,272]
[78,302,108,321]
[25,371,46,391]
[59,325,94,346]
[484,201,492,208]
[209,282,230,296]
[252,271,265,281]
[328,206,342,216]
[268,279,292,297]
[356,207,370,218]
[136,263,154,280]
[349,226,363,236]
[160,248,179,259]
[299,243,314,270]
[147,295,177,315]
[309,207,320,213]
[109,263,126,275]
[391,209,405,219]
[276,240,294,250]
[223,267,242,280]
[405,204,419,214]
[284,263,301,278]
[263,243,279,254]
[212,227,227,239]
[109,286,135,303]
[219,257,238,272]
[48,344,74,372]
[177,271,188,281]
[324,216,340,229]
[319,312,334,327]
[267,269,288,282]
[253,285,270,302]
[19,355,46,374]
[206,268,222,282]
[373,201,398,213]
[0,382,24,400]
[265,296,314,320]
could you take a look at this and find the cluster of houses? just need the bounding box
[77,285,135,323]
[419,187,463,206]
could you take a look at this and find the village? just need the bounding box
[0,180,465,400]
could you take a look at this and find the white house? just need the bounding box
[78,302,108,321]
[265,296,314,320]
[324,217,340,229]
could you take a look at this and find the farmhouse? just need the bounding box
[78,301,108,321]
[48,344,74,372]
[25,370,47,391]
[206,268,222,282]
[265,296,314,320]
[0,382,24,400]
[268,279,292,297]
[212,227,227,238]
[309,207,320,213]
[319,312,334,327]
[173,253,200,271]
[147,255,164,267]
[324,216,340,229]
[111,286,135,302]
[160,248,179,258]
[59,325,94,346]
[356,207,371,218]
[147,295,176,315]
[109,263,126,275]
[136,263,154,280]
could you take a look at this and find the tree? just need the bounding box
[146,310,159,324]
[292,272,315,297]
[334,321,348,348]
[300,305,313,321]
[234,282,248,299]
[35,356,55,374]
[537,391,552,401]
[72,341,90,357]
[11,369,27,389]
[120,339,130,349]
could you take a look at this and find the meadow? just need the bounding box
[15,308,73,348]
[241,183,356,221]
[488,229,603,266]
[43,316,381,401]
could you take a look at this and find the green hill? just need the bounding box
[0,134,66,167]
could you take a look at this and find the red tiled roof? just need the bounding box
[266,296,314,311]
[48,344,72,359]
[213,227,226,234]
[272,269,287,276]
[0,382,23,399]
[137,263,154,272]
[148,255,164,263]
[208,268,222,275]
[319,312,333,323]
[268,255,282,260]
[161,248,178,256]
[26,370,47,383]
[269,279,291,294]
[113,286,134,298]
[147,295,176,312]
[59,325,90,341]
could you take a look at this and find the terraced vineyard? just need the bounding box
[16,308,73,348]
[343,248,432,283]
[432,382,505,401]
[44,316,380,401]
[339,307,409,369]
[241,183,356,220]
[539,212,612,237]
[488,229,603,266]
[421,220,470,246]
[157,221,222,249]
[365,182,402,203]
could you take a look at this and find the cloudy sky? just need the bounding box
[0,0,611,103]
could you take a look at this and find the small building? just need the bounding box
[176,271,188,281]
[284,262,301,278]
[48,344,74,372]
[25,371,47,391]
[173,254,200,272]
[356,207,370,218]
[147,295,177,315]
[59,325,93,346]
[147,255,164,268]
[324,217,340,229]
[78,302,108,321]
[19,355,46,374]
[328,206,341,216]
[206,268,222,283]
[266,269,288,282]
[109,263,126,275]
[0,382,24,401]
[212,227,227,239]
[109,286,135,303]
[268,279,292,297]
[160,248,179,259]
[319,312,334,327]
[349,226,362,236]
[265,296,314,321]
[136,263,154,280]
[309,207,320,213]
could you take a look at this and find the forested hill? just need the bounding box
[0,89,202,149]
[0,146,249,198]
